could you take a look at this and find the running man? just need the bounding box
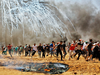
[7,44,12,57]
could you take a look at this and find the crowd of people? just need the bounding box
[1,39,100,61]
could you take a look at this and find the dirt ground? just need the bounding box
[0,51,100,75]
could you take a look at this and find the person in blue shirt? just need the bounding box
[50,41,55,57]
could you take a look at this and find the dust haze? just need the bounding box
[0,0,100,46]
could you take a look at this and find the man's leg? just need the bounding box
[64,50,67,58]
[77,50,82,60]
[73,50,78,57]
[57,51,59,60]
[60,51,63,60]
[25,51,28,56]
[39,51,41,58]
[50,48,53,57]
[42,51,45,58]
[57,50,59,57]
[28,51,30,56]
[68,50,71,60]
[32,50,36,56]
[9,50,12,57]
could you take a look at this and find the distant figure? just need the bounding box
[15,46,18,55]
[7,44,12,57]
[75,39,83,60]
[4,46,7,55]
[86,39,93,61]
[28,45,32,56]
[22,46,25,55]
[25,46,29,56]
[11,46,14,55]
[68,40,76,60]
[32,43,37,57]
[67,42,71,52]
[19,45,23,56]
[37,43,43,58]
[57,41,63,61]
[42,44,46,58]
[63,41,67,58]
[45,44,50,56]
[92,42,100,60]
[50,41,55,57]
[25,44,27,48]
[2,45,4,55]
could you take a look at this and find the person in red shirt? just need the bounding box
[68,40,76,60]
[7,44,12,57]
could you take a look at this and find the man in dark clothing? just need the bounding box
[2,46,4,55]
[42,44,46,58]
[86,39,93,61]
[37,43,43,58]
[45,44,50,56]
[25,46,29,56]
[63,41,67,58]
[28,45,31,56]
[92,42,100,60]
[57,41,63,61]
[75,40,83,60]
[88,39,93,56]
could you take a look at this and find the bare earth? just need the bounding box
[0,51,100,75]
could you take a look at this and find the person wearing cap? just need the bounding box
[57,41,63,61]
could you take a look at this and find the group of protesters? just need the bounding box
[1,39,100,61]
[68,39,100,61]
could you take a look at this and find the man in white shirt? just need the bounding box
[31,43,37,57]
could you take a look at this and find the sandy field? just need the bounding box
[0,51,100,75]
